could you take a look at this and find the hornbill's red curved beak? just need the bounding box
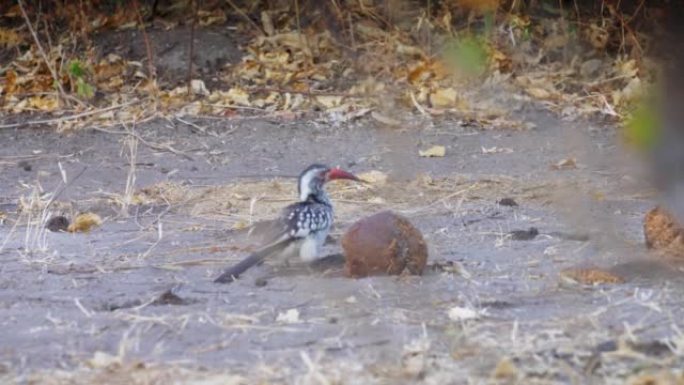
[325,167,361,183]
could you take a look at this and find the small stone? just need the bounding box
[509,227,538,241]
[497,198,518,207]
[152,289,188,305]
[46,216,70,232]
[17,160,32,172]
[342,211,428,277]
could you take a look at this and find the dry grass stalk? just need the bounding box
[21,184,51,255]
[16,0,72,108]
[121,124,139,217]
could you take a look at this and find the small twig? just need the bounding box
[205,103,269,111]
[133,0,157,82]
[74,298,94,318]
[294,0,301,36]
[174,116,215,136]
[121,122,138,216]
[192,111,311,122]
[409,91,429,116]
[17,0,71,107]
[187,0,198,99]
[93,127,194,161]
[248,86,353,97]
[45,166,88,212]
[139,222,163,259]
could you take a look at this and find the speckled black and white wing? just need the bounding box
[280,202,333,238]
[214,201,334,283]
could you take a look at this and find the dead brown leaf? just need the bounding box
[419,145,446,157]
[68,213,103,233]
[551,158,577,170]
[560,268,624,285]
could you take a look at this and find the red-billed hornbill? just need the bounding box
[214,164,361,283]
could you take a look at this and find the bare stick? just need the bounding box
[187,0,198,99]
[294,0,301,36]
[17,0,70,106]
[133,0,157,83]
[93,127,194,161]
[225,0,265,36]
[45,165,88,212]
[122,123,138,216]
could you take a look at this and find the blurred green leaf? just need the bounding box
[625,101,659,150]
[444,36,489,77]
[483,12,495,35]
[76,77,95,99]
[68,60,86,78]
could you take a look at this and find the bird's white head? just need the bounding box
[298,164,360,204]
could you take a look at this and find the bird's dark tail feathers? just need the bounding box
[214,236,292,283]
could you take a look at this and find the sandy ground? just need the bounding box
[1,106,684,385]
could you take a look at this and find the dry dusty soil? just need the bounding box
[1,108,684,384]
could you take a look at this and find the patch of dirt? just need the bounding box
[1,102,684,384]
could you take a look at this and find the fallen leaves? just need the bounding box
[525,87,552,99]
[0,27,23,47]
[447,306,482,321]
[585,23,610,50]
[516,74,561,102]
[0,0,657,130]
[67,212,102,233]
[276,308,300,324]
[481,146,513,154]
[644,206,684,259]
[419,145,446,157]
[491,357,518,381]
[430,87,459,108]
[551,157,577,170]
[212,87,251,106]
[358,170,388,185]
[189,79,209,96]
[560,268,624,285]
[371,111,401,127]
[86,351,121,369]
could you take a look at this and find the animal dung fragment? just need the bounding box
[342,211,428,277]
[644,206,684,259]
[497,198,518,207]
[46,215,70,232]
[509,227,538,241]
[152,289,188,306]
[17,160,32,172]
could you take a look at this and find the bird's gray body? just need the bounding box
[215,164,350,283]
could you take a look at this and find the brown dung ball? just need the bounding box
[644,206,684,258]
[342,211,428,277]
